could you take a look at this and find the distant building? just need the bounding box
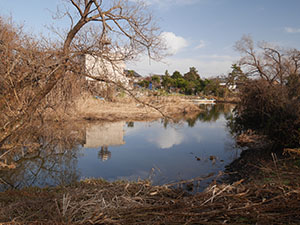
[124,69,142,79]
[124,69,144,88]
[219,82,237,91]
[84,54,130,88]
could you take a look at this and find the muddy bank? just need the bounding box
[223,130,275,183]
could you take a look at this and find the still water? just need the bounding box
[0,104,241,191]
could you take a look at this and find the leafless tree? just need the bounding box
[235,34,300,86]
[234,35,300,147]
[0,0,165,148]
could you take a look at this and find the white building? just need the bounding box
[219,82,237,91]
[84,54,130,88]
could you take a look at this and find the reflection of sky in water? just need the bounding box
[0,105,240,191]
[147,126,184,149]
[78,113,241,187]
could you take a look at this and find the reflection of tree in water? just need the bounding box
[162,118,170,129]
[187,104,234,127]
[186,117,197,127]
[126,122,134,128]
[197,104,222,123]
[160,104,234,128]
[98,146,111,161]
[0,121,85,191]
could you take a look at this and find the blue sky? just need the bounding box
[1,0,300,77]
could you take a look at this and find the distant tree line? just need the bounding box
[137,66,243,97]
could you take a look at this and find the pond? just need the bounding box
[0,104,242,192]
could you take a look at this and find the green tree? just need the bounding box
[226,64,247,86]
[203,79,221,96]
[184,81,196,95]
[151,75,160,84]
[175,77,189,94]
[184,67,200,82]
[138,80,150,88]
[165,70,170,77]
[151,75,161,89]
[162,75,174,91]
[194,79,205,94]
[171,71,183,79]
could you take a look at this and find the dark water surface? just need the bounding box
[0,104,241,191]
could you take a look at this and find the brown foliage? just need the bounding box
[234,36,300,148]
[0,0,165,147]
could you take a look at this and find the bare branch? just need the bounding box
[70,0,84,17]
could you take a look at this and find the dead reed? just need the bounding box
[1,154,300,225]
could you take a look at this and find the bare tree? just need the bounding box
[233,35,300,147]
[235,34,300,85]
[0,0,164,146]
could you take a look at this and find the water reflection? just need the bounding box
[0,104,240,191]
[148,128,184,149]
[163,104,234,128]
[0,123,84,191]
[84,121,126,161]
[84,122,125,148]
[98,146,111,161]
[197,104,233,122]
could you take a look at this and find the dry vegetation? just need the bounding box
[1,153,300,225]
[1,2,300,224]
[72,94,202,122]
[234,35,300,149]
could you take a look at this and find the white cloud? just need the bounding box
[160,32,189,55]
[195,40,206,49]
[148,128,184,149]
[285,27,300,34]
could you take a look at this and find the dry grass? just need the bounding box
[73,94,201,122]
[1,154,300,225]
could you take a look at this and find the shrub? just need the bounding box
[234,79,300,148]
